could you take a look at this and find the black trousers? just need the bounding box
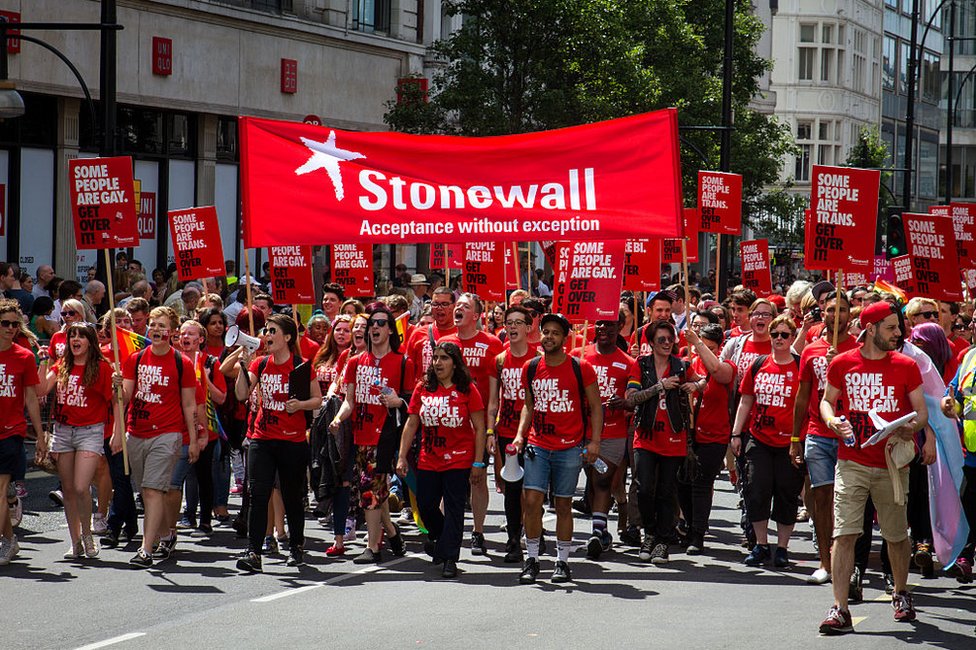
[633,449,682,541]
[247,439,310,554]
[499,435,524,543]
[103,438,138,536]
[415,467,470,562]
[743,438,804,525]
[676,442,728,536]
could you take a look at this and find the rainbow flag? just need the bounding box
[395,311,410,344]
[195,353,226,441]
[872,278,907,305]
[115,327,151,363]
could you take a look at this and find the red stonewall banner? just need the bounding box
[504,243,520,290]
[463,242,506,302]
[903,213,962,301]
[698,171,742,235]
[331,244,374,298]
[663,208,700,264]
[624,239,661,292]
[805,165,880,271]
[552,241,626,322]
[950,203,976,266]
[891,255,915,294]
[168,207,226,282]
[240,110,683,247]
[68,156,140,250]
[740,239,772,296]
[269,245,315,304]
[430,242,463,270]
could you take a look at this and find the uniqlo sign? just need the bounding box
[152,37,172,76]
[280,59,298,94]
[0,12,20,55]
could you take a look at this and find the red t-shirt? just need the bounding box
[53,360,114,428]
[0,344,40,439]
[48,330,67,360]
[739,355,800,448]
[523,356,598,451]
[441,331,505,398]
[576,344,639,440]
[503,340,540,356]
[493,348,537,439]
[408,382,485,471]
[123,348,197,438]
[300,336,320,362]
[206,343,225,360]
[406,324,458,375]
[344,351,416,447]
[726,335,773,385]
[248,355,308,442]
[799,336,859,439]
[950,335,969,358]
[826,349,923,468]
[691,356,735,444]
[633,364,686,456]
[805,322,826,343]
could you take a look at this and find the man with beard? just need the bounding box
[818,301,933,634]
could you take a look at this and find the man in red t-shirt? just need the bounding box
[791,291,858,585]
[121,306,198,569]
[405,287,457,377]
[442,292,504,555]
[0,299,45,565]
[818,301,932,634]
[514,314,603,584]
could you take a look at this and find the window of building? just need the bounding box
[800,24,816,43]
[796,21,844,86]
[797,122,812,140]
[216,116,238,161]
[799,47,815,80]
[882,36,896,91]
[796,145,812,181]
[353,0,391,33]
[899,41,910,95]
[922,51,940,104]
[852,29,866,93]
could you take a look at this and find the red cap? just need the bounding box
[768,295,787,311]
[860,301,895,327]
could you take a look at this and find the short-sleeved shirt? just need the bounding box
[494,348,537,439]
[798,336,859,439]
[722,334,773,386]
[523,356,598,451]
[48,330,67,360]
[344,351,416,447]
[575,344,639,440]
[826,349,923,468]
[248,355,308,442]
[300,336,320,362]
[691,356,736,444]
[406,324,458,375]
[0,343,40,439]
[53,360,114,428]
[738,354,800,448]
[441,331,505,398]
[123,347,197,438]
[408,382,485,471]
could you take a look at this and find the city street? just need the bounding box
[2,442,974,650]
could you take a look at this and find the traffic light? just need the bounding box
[885,208,905,259]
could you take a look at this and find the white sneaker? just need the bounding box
[8,496,22,529]
[807,567,831,584]
[396,508,413,525]
[0,535,18,565]
[82,533,100,558]
[92,513,109,536]
[64,539,84,560]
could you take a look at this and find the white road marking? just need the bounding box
[74,632,146,650]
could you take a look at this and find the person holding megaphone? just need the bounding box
[397,341,487,579]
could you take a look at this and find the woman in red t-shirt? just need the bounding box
[397,342,486,578]
[233,314,322,573]
[37,323,115,560]
[731,314,803,568]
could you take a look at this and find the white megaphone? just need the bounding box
[225,325,261,354]
[499,443,524,482]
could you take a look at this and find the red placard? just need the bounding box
[269,245,315,304]
[805,165,880,271]
[739,239,772,296]
[623,239,661,292]
[331,243,373,298]
[698,171,742,235]
[463,241,506,302]
[929,205,950,217]
[168,207,226,282]
[280,59,298,94]
[663,208,700,263]
[552,241,625,322]
[240,110,684,247]
[903,213,962,301]
[873,255,893,283]
[137,191,156,240]
[0,11,20,54]
[68,156,140,250]
[429,242,463,270]
[891,255,915,294]
[950,203,976,267]
[152,37,172,76]
[504,242,520,290]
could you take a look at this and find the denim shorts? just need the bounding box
[52,423,105,455]
[522,444,582,498]
[805,434,839,488]
[170,444,192,490]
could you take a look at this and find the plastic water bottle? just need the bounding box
[839,416,857,447]
[582,452,608,474]
[373,379,393,396]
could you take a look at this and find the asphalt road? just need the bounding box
[2,443,974,650]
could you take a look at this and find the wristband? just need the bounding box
[731,434,742,439]
[472,462,486,468]
[486,429,495,436]
[790,436,800,443]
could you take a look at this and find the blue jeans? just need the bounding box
[522,444,582,498]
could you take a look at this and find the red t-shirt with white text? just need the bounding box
[123,348,197,438]
[409,382,485,471]
[493,348,537,439]
[0,344,40,439]
[738,355,800,448]
[442,331,505,398]
[406,324,458,375]
[633,364,688,457]
[576,344,638,440]
[248,355,308,442]
[53,360,114,428]
[48,330,67,360]
[344,351,416,447]
[523,356,598,451]
[691,356,735,444]
[798,336,859,439]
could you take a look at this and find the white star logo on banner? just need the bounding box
[295,131,366,201]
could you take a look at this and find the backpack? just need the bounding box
[526,356,588,436]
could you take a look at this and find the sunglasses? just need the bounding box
[368,319,389,328]
[654,336,674,344]
[918,311,938,320]
[62,310,78,317]
[953,323,967,331]
[0,319,19,328]
[770,331,792,340]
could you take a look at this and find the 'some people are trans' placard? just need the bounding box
[168,206,226,282]
[697,171,742,235]
[805,165,880,271]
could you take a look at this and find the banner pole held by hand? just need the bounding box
[243,250,255,336]
[103,248,129,475]
[832,269,844,350]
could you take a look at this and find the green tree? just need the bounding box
[385,0,797,231]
